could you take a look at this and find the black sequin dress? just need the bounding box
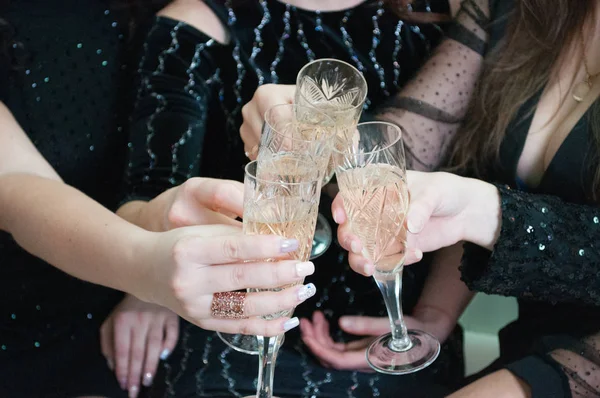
[0,0,133,396]
[126,1,464,397]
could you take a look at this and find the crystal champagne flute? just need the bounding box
[332,121,440,374]
[244,159,321,397]
[218,104,335,354]
[295,58,368,259]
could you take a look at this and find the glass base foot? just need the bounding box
[366,330,440,375]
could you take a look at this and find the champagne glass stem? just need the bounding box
[374,268,412,352]
[256,334,283,397]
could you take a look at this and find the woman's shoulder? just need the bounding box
[157,0,230,45]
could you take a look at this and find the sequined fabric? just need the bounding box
[456,0,600,396]
[127,1,465,396]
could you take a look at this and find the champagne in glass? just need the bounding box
[295,58,368,260]
[333,122,440,375]
[218,104,335,354]
[244,160,321,397]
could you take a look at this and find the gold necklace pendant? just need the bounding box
[573,76,592,102]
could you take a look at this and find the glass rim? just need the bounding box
[244,159,322,186]
[263,103,336,144]
[295,58,368,112]
[331,121,404,155]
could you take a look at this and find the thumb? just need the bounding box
[339,316,390,336]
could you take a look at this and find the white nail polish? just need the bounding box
[142,372,153,387]
[295,261,314,277]
[283,317,300,331]
[297,283,316,301]
[129,385,139,398]
[160,348,170,360]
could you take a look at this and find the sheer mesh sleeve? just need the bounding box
[461,185,600,307]
[376,0,491,171]
[504,333,600,398]
[122,17,222,202]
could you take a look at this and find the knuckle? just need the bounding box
[238,319,253,336]
[230,264,248,287]
[221,238,241,260]
[210,185,228,211]
[171,237,191,264]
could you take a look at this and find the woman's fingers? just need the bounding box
[127,321,149,398]
[113,318,133,391]
[339,316,390,336]
[191,179,244,219]
[302,335,374,372]
[189,234,300,264]
[331,194,347,224]
[141,322,164,388]
[186,283,317,321]
[161,315,179,362]
[207,260,314,292]
[197,316,300,337]
[99,318,115,371]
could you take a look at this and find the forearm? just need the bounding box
[412,243,474,342]
[447,370,531,398]
[0,173,150,295]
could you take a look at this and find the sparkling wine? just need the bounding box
[244,196,318,319]
[337,164,408,274]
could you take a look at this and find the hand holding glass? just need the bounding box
[332,121,440,374]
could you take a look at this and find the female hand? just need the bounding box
[300,309,454,372]
[132,224,317,338]
[240,84,295,159]
[126,177,245,232]
[332,170,501,276]
[100,295,179,397]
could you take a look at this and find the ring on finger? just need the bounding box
[211,291,247,319]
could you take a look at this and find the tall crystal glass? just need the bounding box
[244,160,321,397]
[295,58,368,259]
[218,104,335,354]
[332,122,440,374]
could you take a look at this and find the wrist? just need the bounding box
[412,304,455,343]
[118,228,158,301]
[462,179,502,250]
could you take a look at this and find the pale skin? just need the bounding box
[0,105,316,397]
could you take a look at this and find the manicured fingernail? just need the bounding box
[296,261,315,277]
[283,317,300,331]
[407,219,420,233]
[280,239,299,253]
[414,249,423,261]
[119,378,127,390]
[364,262,374,275]
[160,348,170,360]
[350,240,361,254]
[107,359,114,371]
[142,372,153,387]
[333,209,342,224]
[297,283,317,301]
[129,385,139,398]
[339,317,352,329]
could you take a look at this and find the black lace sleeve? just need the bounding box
[122,17,223,202]
[377,0,492,171]
[461,185,600,306]
[504,333,600,398]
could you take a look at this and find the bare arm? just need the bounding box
[0,103,150,294]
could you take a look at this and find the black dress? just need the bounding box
[0,0,134,396]
[126,1,464,397]
[452,1,600,397]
